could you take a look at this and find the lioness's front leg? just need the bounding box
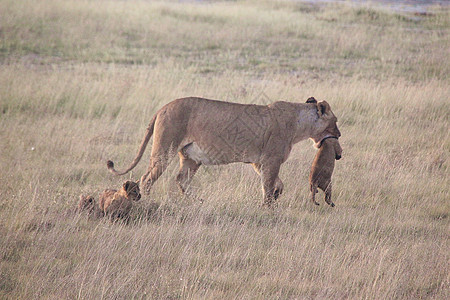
[252,163,284,200]
[259,161,282,207]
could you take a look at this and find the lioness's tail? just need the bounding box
[107,114,157,176]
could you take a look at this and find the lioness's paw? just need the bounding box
[273,189,282,200]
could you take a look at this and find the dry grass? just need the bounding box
[0,0,449,299]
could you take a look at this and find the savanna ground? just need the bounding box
[0,0,449,299]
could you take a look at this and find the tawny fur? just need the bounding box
[78,195,104,218]
[309,138,342,207]
[78,195,96,213]
[107,97,341,206]
[98,181,141,219]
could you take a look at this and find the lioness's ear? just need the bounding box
[317,101,329,117]
[306,97,317,104]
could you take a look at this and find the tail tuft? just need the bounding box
[107,160,114,170]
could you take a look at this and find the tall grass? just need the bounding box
[0,0,448,299]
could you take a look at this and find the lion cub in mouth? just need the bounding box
[309,137,342,207]
[78,180,141,219]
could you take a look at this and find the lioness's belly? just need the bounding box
[183,142,259,165]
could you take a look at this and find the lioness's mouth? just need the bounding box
[316,136,339,148]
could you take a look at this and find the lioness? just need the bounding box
[309,137,342,207]
[99,180,141,219]
[107,97,340,206]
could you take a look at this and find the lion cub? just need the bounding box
[78,181,141,219]
[78,195,96,213]
[309,137,342,207]
[99,180,141,219]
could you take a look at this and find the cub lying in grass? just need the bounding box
[309,137,342,207]
[78,180,141,219]
[78,195,96,213]
[99,180,141,219]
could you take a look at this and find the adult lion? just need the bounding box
[107,97,341,206]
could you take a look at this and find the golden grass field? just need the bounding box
[0,0,449,299]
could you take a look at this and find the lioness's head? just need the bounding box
[123,180,141,201]
[307,97,341,148]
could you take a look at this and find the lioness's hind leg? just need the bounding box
[141,155,171,194]
[141,123,184,194]
[176,152,201,195]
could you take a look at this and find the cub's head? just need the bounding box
[307,97,341,148]
[122,180,141,201]
[78,195,95,212]
[321,137,342,160]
